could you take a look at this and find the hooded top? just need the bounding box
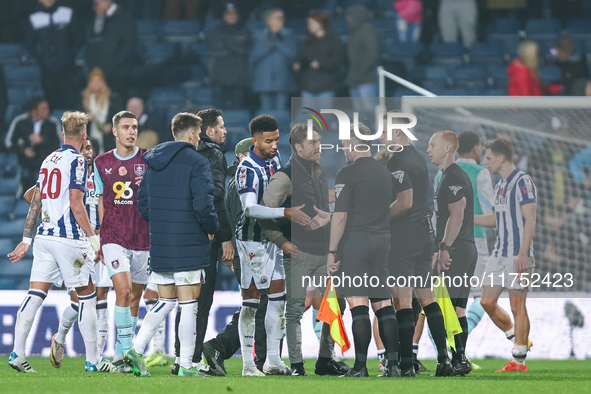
[345,5,380,87]
[138,141,219,273]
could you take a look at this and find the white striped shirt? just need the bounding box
[492,168,536,257]
[85,172,100,231]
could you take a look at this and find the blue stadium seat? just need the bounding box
[371,18,395,38]
[186,87,213,106]
[423,66,452,89]
[13,199,30,219]
[136,20,162,43]
[0,219,26,239]
[0,278,17,290]
[468,42,505,65]
[430,88,477,96]
[503,40,520,63]
[383,42,424,63]
[0,177,20,197]
[163,20,200,42]
[4,65,42,88]
[0,198,14,220]
[429,43,465,66]
[181,42,209,64]
[489,17,522,41]
[525,18,561,40]
[488,65,509,88]
[247,20,265,33]
[189,65,207,84]
[481,88,508,96]
[564,18,591,39]
[0,257,33,277]
[0,44,29,66]
[144,43,177,64]
[0,239,14,256]
[148,88,186,113]
[203,18,221,34]
[453,66,488,89]
[285,18,308,35]
[222,109,251,129]
[539,65,562,84]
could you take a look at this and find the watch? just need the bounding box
[328,250,337,255]
[439,242,453,253]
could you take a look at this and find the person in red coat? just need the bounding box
[507,40,562,96]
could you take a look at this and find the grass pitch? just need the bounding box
[2,357,588,394]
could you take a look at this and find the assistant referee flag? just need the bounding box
[317,279,351,354]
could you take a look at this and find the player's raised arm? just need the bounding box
[7,187,42,263]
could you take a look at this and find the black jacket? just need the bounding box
[197,135,233,242]
[24,1,83,72]
[297,30,344,93]
[85,6,138,78]
[138,141,219,273]
[557,52,590,95]
[345,5,380,87]
[225,160,243,235]
[207,21,252,87]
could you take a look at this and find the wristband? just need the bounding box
[328,250,337,255]
[22,236,32,245]
[89,234,101,253]
[439,242,453,253]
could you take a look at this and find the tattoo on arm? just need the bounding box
[24,197,41,238]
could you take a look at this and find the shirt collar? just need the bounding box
[247,145,274,167]
[456,158,477,165]
[62,144,79,153]
[505,167,521,183]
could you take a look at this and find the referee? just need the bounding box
[380,112,454,377]
[427,130,476,376]
[328,123,400,378]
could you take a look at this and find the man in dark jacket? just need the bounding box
[4,97,61,193]
[127,112,219,378]
[258,124,348,377]
[207,3,252,109]
[171,108,234,373]
[24,0,83,110]
[554,35,590,96]
[85,0,138,97]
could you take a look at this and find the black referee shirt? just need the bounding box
[334,156,392,234]
[387,144,429,226]
[435,162,475,244]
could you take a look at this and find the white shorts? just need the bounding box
[237,240,284,290]
[95,260,113,288]
[146,275,158,292]
[103,243,150,285]
[481,255,535,291]
[151,270,205,286]
[30,236,96,289]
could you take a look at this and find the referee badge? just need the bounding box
[335,184,344,199]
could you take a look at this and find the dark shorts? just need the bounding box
[445,240,478,309]
[389,222,434,288]
[336,231,390,299]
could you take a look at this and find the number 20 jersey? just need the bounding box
[94,147,149,251]
[36,144,88,240]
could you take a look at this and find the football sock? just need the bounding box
[96,299,108,355]
[13,289,46,356]
[395,308,414,370]
[78,292,99,365]
[266,292,286,367]
[423,302,448,363]
[376,306,399,367]
[114,305,133,358]
[413,343,419,356]
[505,326,516,344]
[467,298,485,333]
[131,315,138,339]
[134,298,177,355]
[512,344,527,365]
[146,299,166,354]
[377,348,385,364]
[351,305,371,371]
[55,302,78,344]
[178,299,198,370]
[239,299,259,369]
[318,322,334,358]
[312,308,322,341]
[458,316,469,354]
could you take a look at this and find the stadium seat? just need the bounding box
[423,66,452,89]
[468,42,505,65]
[503,40,520,63]
[222,109,251,129]
[247,20,265,33]
[4,65,42,88]
[430,88,476,96]
[181,42,209,64]
[185,87,213,106]
[0,44,29,66]
[0,238,14,256]
[0,257,33,277]
[525,18,561,40]
[429,43,465,66]
[481,88,508,96]
[0,219,26,239]
[564,18,591,39]
[0,197,13,220]
[539,65,562,84]
[0,278,17,290]
[383,42,424,63]
[144,42,177,64]
[285,18,308,35]
[163,20,200,42]
[488,65,509,88]
[203,18,221,34]
[136,20,162,43]
[148,88,186,115]
[0,177,20,197]
[188,65,207,85]
[13,199,30,219]
[393,87,424,97]
[371,18,395,38]
[489,17,522,41]
[452,66,488,89]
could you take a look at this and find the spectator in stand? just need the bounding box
[85,0,138,98]
[24,0,84,110]
[82,68,123,153]
[393,0,422,43]
[164,0,199,19]
[293,11,344,104]
[507,40,562,96]
[126,97,168,150]
[552,36,590,96]
[438,0,477,48]
[250,8,298,111]
[571,78,591,96]
[568,143,591,201]
[4,97,61,192]
[345,5,380,109]
[207,3,252,109]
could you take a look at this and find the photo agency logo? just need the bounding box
[303,107,418,153]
